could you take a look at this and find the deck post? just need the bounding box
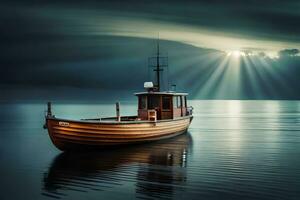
[116,102,121,122]
[47,102,52,116]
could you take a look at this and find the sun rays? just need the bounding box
[177,49,292,99]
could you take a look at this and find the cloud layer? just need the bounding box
[1,0,300,100]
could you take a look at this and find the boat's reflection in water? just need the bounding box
[43,133,193,199]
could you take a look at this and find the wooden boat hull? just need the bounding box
[46,116,193,151]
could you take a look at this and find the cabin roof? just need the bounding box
[134,91,188,96]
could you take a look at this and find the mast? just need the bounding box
[156,38,160,91]
[149,34,166,92]
[153,36,164,91]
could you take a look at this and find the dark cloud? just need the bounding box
[1,0,300,100]
[279,49,300,57]
[258,52,266,57]
[2,0,300,43]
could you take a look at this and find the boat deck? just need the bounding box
[49,115,193,124]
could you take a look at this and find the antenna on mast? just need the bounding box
[156,33,161,91]
[148,33,168,92]
[157,33,160,56]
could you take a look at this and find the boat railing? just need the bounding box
[81,116,139,122]
[187,106,193,116]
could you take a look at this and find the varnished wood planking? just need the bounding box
[48,117,190,131]
[46,116,192,150]
[51,123,189,137]
[52,130,187,146]
[51,119,189,133]
[53,128,187,143]
[52,125,188,140]
[50,122,189,140]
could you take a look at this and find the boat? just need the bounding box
[44,42,193,151]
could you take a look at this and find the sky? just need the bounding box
[1,0,300,100]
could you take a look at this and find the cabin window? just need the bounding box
[173,96,182,108]
[148,96,160,109]
[184,96,187,107]
[173,97,177,108]
[162,96,171,110]
[139,96,147,109]
[177,96,182,108]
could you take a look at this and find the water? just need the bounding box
[0,100,300,200]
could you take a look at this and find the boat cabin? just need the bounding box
[135,91,189,121]
[133,41,192,121]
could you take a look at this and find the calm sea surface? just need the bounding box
[0,100,299,200]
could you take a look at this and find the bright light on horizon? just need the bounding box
[227,50,246,58]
